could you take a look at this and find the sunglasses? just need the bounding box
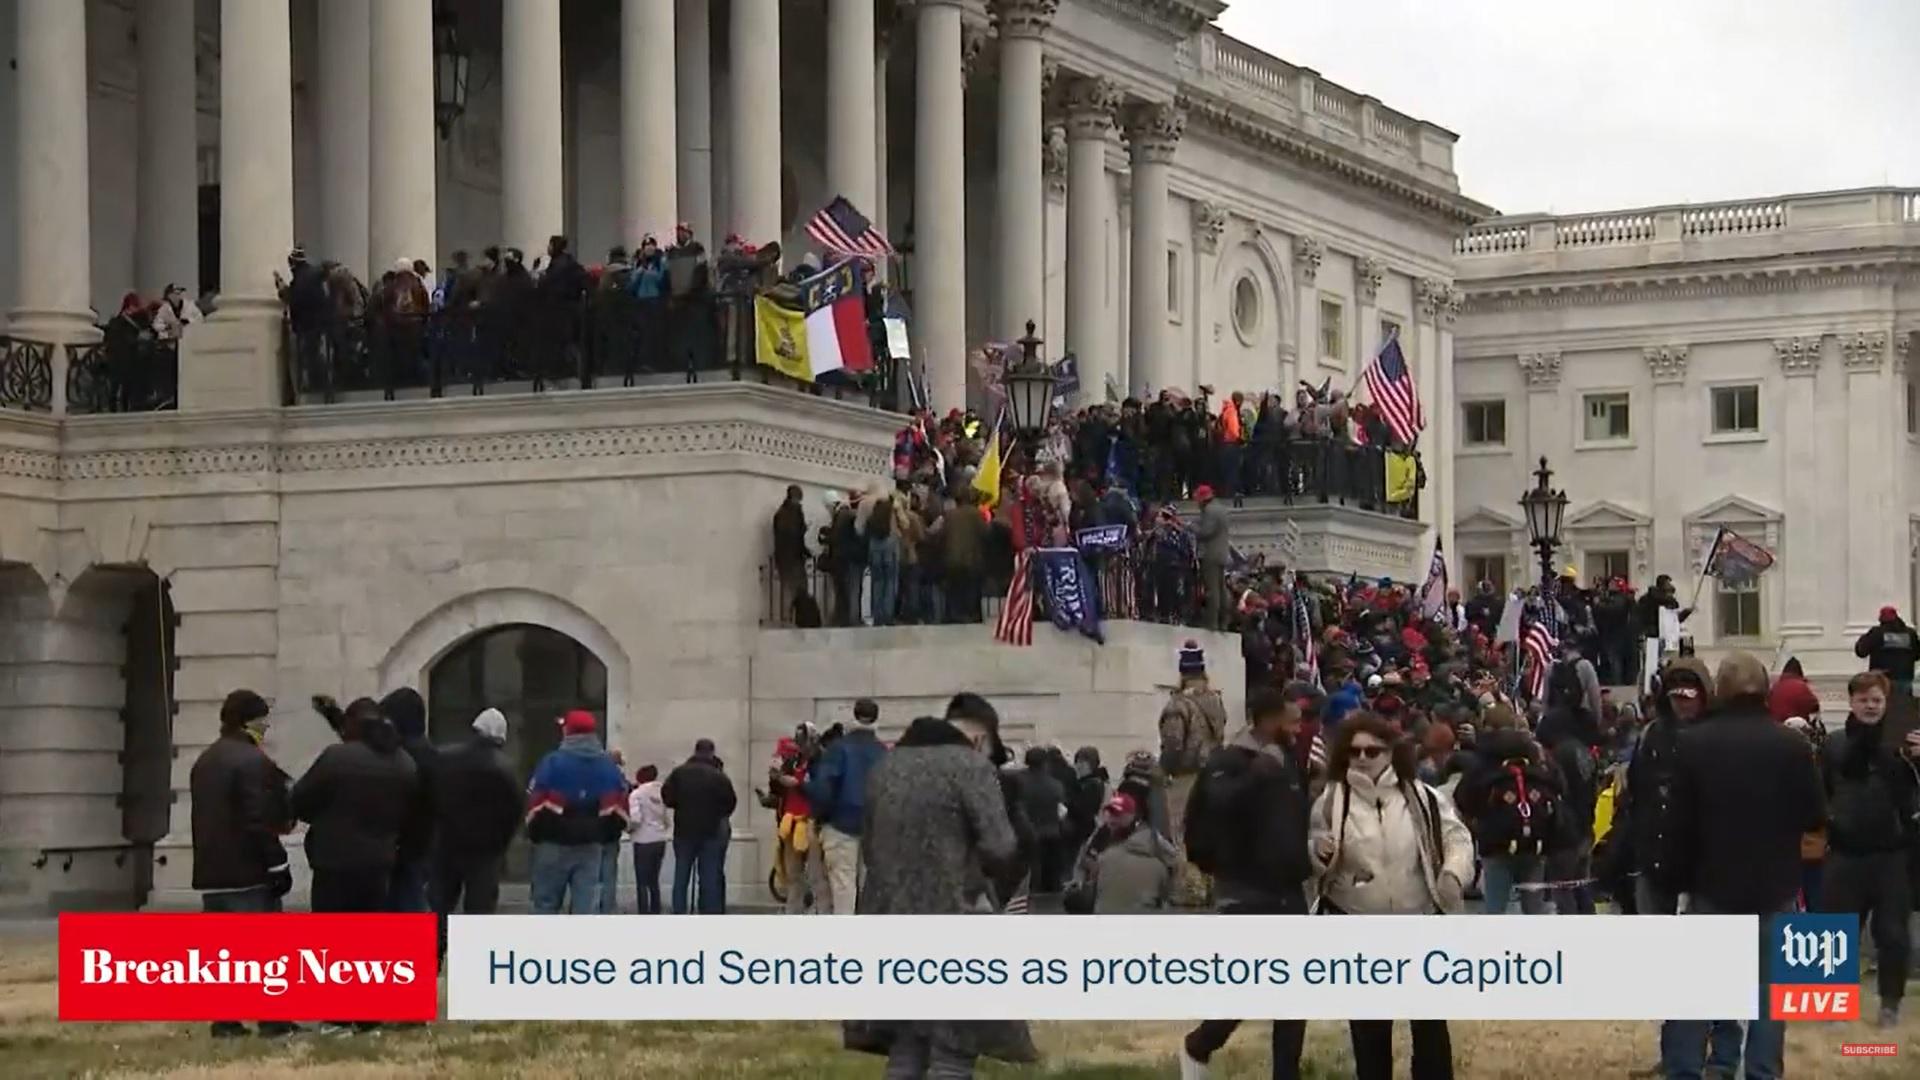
[1352,744,1389,759]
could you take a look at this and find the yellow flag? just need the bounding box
[1385,451,1417,503]
[754,297,812,383]
[973,425,1004,508]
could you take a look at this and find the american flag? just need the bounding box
[805,195,894,259]
[1293,583,1319,682]
[1361,330,1425,446]
[1521,615,1559,700]
[995,549,1035,646]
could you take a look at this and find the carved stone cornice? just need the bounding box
[989,0,1057,39]
[1354,256,1385,303]
[1519,351,1562,389]
[1293,235,1324,285]
[1043,125,1068,194]
[1175,90,1490,228]
[3,418,892,484]
[1460,259,1920,314]
[1644,345,1690,384]
[1122,102,1185,164]
[1840,330,1888,372]
[1060,75,1118,141]
[1192,201,1227,254]
[1773,336,1823,378]
[1417,277,1446,320]
[1076,0,1226,37]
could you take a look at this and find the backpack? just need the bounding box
[1159,692,1224,776]
[1184,749,1258,877]
[1546,659,1585,711]
[1476,757,1565,857]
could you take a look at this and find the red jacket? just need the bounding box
[1767,674,1821,723]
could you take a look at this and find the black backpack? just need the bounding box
[1475,756,1565,857]
[1185,748,1260,876]
[1546,659,1585,711]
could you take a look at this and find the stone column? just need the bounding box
[674,0,712,245]
[992,0,1052,340]
[368,0,436,271]
[1124,103,1181,393]
[729,0,781,247]
[12,0,98,397]
[873,26,891,259]
[1843,332,1891,631]
[1292,236,1323,390]
[1354,255,1384,366]
[502,0,564,259]
[623,0,676,247]
[1062,76,1114,402]
[135,0,200,295]
[826,0,878,226]
[1773,337,1822,639]
[915,0,967,409]
[316,0,370,278]
[1420,279,1457,561]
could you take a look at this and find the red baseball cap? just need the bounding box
[1104,792,1138,817]
[1193,484,1215,502]
[561,709,598,736]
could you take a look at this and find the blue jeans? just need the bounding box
[530,843,601,914]
[202,887,292,1036]
[1637,879,1742,1077]
[632,841,666,914]
[672,829,729,914]
[597,841,621,913]
[869,537,900,626]
[1480,853,1549,914]
[1663,896,1789,1080]
[387,855,430,912]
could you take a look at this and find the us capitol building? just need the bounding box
[0,0,1909,912]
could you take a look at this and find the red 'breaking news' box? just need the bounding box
[58,914,438,1022]
[1768,984,1858,1022]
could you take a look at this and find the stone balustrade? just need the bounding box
[1456,187,1920,264]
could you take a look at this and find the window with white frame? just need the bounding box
[1710,384,1760,435]
[1319,297,1345,362]
[1464,555,1507,594]
[1586,550,1631,587]
[1462,400,1506,448]
[1582,391,1631,443]
[1380,317,1402,345]
[1716,577,1762,639]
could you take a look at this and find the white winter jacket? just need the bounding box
[1310,767,1475,914]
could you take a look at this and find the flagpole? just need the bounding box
[1688,526,1727,611]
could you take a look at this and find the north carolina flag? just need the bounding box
[799,259,874,376]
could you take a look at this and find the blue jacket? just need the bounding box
[1324,683,1364,729]
[525,734,629,847]
[630,254,668,300]
[803,726,888,836]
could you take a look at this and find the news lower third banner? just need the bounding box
[447,915,1757,1022]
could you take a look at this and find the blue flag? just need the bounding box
[1035,547,1103,643]
[1074,525,1130,554]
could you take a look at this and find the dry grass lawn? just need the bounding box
[3,935,1910,1078]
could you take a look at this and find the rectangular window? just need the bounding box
[1586,550,1631,587]
[1582,392,1631,442]
[1461,400,1507,448]
[1319,297,1345,361]
[1716,577,1762,638]
[1166,247,1181,322]
[1907,380,1916,436]
[1464,555,1507,595]
[1710,384,1760,434]
[1379,317,1402,344]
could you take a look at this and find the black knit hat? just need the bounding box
[220,689,271,730]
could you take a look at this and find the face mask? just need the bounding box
[243,721,269,746]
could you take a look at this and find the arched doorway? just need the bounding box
[427,624,608,880]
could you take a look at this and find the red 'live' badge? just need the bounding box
[58,914,438,1022]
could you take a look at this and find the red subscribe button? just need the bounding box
[59,914,437,1022]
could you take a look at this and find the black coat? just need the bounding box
[1663,703,1825,912]
[291,728,419,874]
[1020,766,1065,842]
[1855,619,1919,683]
[1185,741,1311,904]
[661,755,737,841]
[772,499,808,570]
[1821,717,1920,855]
[433,736,524,857]
[397,735,440,862]
[1619,716,1685,879]
[189,732,291,891]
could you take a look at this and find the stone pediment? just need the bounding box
[1565,500,1651,530]
[1684,494,1783,553]
[1454,505,1521,535]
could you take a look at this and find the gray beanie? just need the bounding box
[472,707,507,745]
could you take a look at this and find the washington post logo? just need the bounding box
[1768,914,1859,1021]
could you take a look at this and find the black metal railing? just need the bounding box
[0,336,54,412]
[66,340,179,414]
[760,549,1181,629]
[289,290,902,410]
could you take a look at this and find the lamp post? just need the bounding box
[432,3,471,140]
[1001,319,1057,469]
[1519,455,1569,589]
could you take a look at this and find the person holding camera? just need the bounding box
[189,689,295,1038]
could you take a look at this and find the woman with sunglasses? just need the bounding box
[1309,711,1476,1080]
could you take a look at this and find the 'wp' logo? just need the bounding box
[1768,914,1859,1021]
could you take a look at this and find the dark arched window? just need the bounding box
[428,624,609,880]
